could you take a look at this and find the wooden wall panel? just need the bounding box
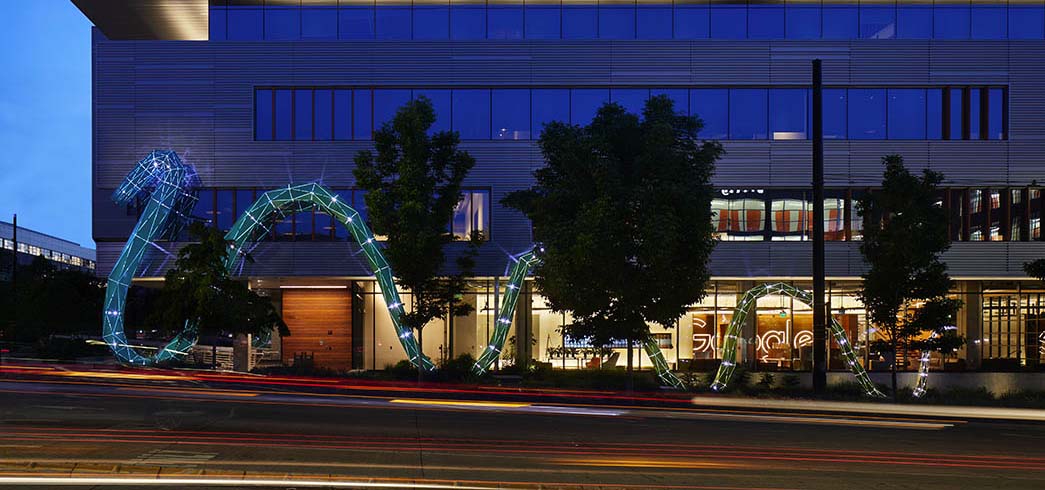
[281,289,351,371]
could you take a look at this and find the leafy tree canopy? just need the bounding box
[504,95,721,348]
[1025,258,1045,282]
[0,253,103,341]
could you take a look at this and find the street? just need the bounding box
[1,364,1044,489]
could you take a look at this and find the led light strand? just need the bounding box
[912,325,958,398]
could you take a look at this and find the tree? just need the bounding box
[504,95,721,386]
[353,96,480,378]
[857,155,963,398]
[0,255,103,342]
[1025,259,1045,281]
[152,222,288,364]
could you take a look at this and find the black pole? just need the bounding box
[812,59,827,394]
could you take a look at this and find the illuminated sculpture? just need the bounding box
[912,325,957,398]
[709,282,886,397]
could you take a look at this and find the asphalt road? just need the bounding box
[1,364,1044,489]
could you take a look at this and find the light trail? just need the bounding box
[692,396,1045,422]
[0,476,498,489]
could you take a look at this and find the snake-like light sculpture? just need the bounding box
[105,152,888,395]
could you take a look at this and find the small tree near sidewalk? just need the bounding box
[504,95,721,388]
[857,155,963,398]
[152,222,288,367]
[353,96,481,380]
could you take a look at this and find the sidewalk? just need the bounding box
[692,396,1045,422]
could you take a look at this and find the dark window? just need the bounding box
[599,4,636,39]
[227,7,263,40]
[691,88,728,140]
[710,2,747,39]
[452,190,490,240]
[275,89,293,140]
[769,88,807,140]
[255,89,272,141]
[339,5,376,39]
[334,190,356,240]
[451,4,486,40]
[897,4,932,39]
[488,5,524,39]
[452,89,491,139]
[414,89,451,133]
[988,88,1005,140]
[563,4,598,39]
[847,88,885,140]
[1010,4,1045,40]
[525,4,561,39]
[637,5,673,39]
[571,89,609,126]
[374,89,411,129]
[969,88,982,140]
[235,189,255,224]
[314,89,333,141]
[210,7,227,40]
[887,88,926,139]
[192,189,215,229]
[927,88,943,139]
[354,89,373,139]
[353,191,372,236]
[822,4,858,39]
[934,3,970,40]
[823,88,847,140]
[216,190,234,233]
[674,2,710,39]
[273,210,294,241]
[972,4,1007,40]
[948,88,963,140]
[611,88,648,117]
[729,89,768,140]
[651,88,688,116]
[492,89,531,140]
[785,1,820,40]
[314,204,334,241]
[414,4,450,40]
[334,89,352,141]
[532,89,570,134]
[376,6,412,39]
[302,6,338,40]
[748,4,784,40]
[860,4,896,39]
[265,6,301,40]
[295,89,313,141]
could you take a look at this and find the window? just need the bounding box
[488,5,524,39]
[414,89,451,133]
[710,2,747,39]
[711,195,766,241]
[675,2,710,39]
[948,88,963,140]
[227,6,263,40]
[859,3,896,39]
[691,88,728,140]
[451,3,487,40]
[729,89,767,140]
[823,88,847,140]
[532,89,570,133]
[302,6,338,40]
[452,190,491,240]
[374,89,411,129]
[887,88,926,139]
[235,190,255,225]
[651,88,689,116]
[275,89,292,140]
[265,6,300,40]
[822,3,858,39]
[192,189,215,228]
[216,190,235,233]
[210,6,227,40]
[927,88,943,139]
[848,89,885,140]
[897,3,932,39]
[414,3,450,40]
[769,89,807,140]
[563,2,598,39]
[748,4,785,40]
[376,4,412,39]
[934,2,970,40]
[969,87,982,140]
[972,4,1007,40]
[339,4,376,39]
[1010,3,1045,40]
[599,3,636,39]
[333,190,356,240]
[770,196,811,241]
[525,3,561,39]
[610,88,648,116]
[785,1,820,40]
[452,89,491,139]
[492,89,530,140]
[570,89,609,126]
[255,89,272,141]
[637,4,673,40]
[314,89,333,141]
[334,89,352,141]
[988,88,1005,140]
[295,89,313,141]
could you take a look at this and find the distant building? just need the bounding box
[0,220,97,278]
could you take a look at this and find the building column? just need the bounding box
[514,282,534,366]
[738,281,756,368]
[964,281,983,370]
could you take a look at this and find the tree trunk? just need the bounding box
[890,337,899,402]
[626,339,634,393]
[416,327,424,385]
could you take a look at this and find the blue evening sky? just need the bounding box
[0,1,93,248]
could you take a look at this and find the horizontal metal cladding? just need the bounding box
[92,33,1045,277]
